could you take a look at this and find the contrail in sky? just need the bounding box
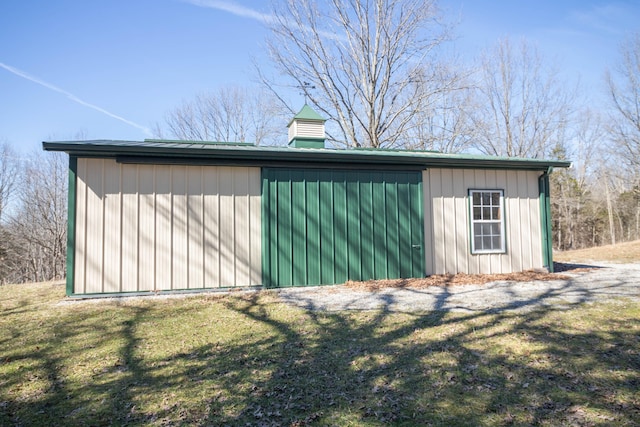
[181,0,344,41]
[181,0,276,24]
[0,62,152,135]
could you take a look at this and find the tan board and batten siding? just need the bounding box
[423,168,543,275]
[74,158,261,294]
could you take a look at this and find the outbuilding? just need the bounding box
[43,106,570,297]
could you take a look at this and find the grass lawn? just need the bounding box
[1,244,639,426]
[555,240,640,264]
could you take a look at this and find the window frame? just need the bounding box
[468,189,506,254]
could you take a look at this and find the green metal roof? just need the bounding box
[42,139,571,171]
[143,138,254,146]
[288,104,326,125]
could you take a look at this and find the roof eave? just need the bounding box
[42,141,571,171]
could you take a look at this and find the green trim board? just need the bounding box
[66,156,77,296]
[262,168,424,287]
[261,169,269,290]
[288,137,326,149]
[43,140,571,172]
[539,171,554,272]
[115,156,427,170]
[66,286,265,299]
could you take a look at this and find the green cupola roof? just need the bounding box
[288,104,326,126]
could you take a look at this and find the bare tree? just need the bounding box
[0,143,18,222]
[471,38,575,158]
[548,108,615,250]
[550,107,640,249]
[156,86,284,145]
[605,33,640,244]
[571,109,604,189]
[405,65,475,153]
[606,33,640,180]
[7,151,68,283]
[264,0,454,148]
[0,143,20,284]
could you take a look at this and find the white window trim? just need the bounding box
[469,189,506,254]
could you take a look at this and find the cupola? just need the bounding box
[287,104,326,148]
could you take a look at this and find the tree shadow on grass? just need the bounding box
[197,289,640,426]
[0,302,154,426]
[1,284,639,426]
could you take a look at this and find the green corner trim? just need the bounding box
[418,178,426,276]
[538,171,554,272]
[260,170,270,287]
[66,156,77,296]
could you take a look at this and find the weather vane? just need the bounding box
[297,81,315,104]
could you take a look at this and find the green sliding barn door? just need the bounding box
[262,168,424,287]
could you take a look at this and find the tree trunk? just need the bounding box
[605,176,616,245]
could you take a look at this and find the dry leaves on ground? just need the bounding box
[345,269,572,292]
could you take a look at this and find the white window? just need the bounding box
[469,190,505,254]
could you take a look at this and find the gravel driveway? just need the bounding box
[276,262,640,313]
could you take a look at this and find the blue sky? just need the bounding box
[1,0,638,154]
